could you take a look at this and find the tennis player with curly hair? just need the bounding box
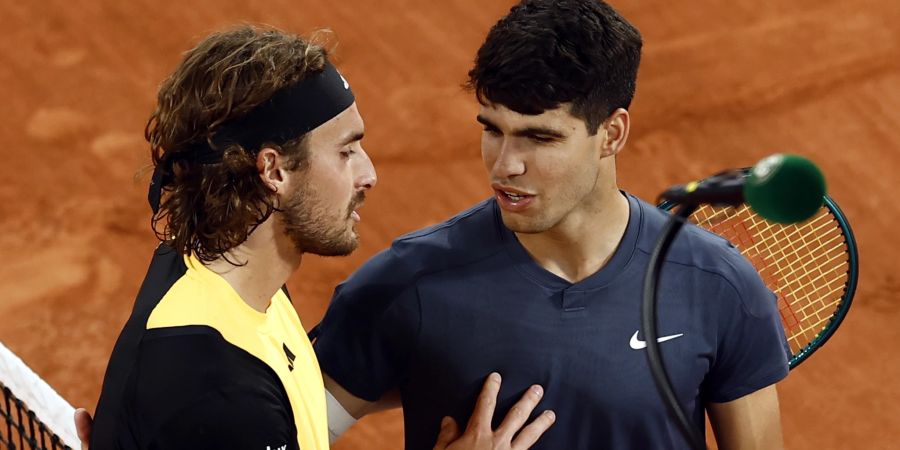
[84,25,554,450]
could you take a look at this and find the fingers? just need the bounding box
[74,408,93,450]
[510,410,556,450]
[465,372,502,434]
[495,384,544,443]
[432,416,461,450]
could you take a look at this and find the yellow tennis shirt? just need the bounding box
[90,245,328,450]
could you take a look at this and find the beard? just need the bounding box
[279,183,364,257]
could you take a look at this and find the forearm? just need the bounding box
[324,373,401,443]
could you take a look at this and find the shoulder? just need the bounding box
[318,200,503,354]
[633,196,771,313]
[393,198,499,249]
[391,198,504,269]
[633,194,737,265]
[134,326,290,412]
[147,365,298,450]
[150,400,297,450]
[121,327,296,449]
[147,371,298,450]
[343,198,504,288]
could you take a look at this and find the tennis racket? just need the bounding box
[658,169,858,369]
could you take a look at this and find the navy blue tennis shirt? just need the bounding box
[314,193,790,449]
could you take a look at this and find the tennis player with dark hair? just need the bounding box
[314,1,790,449]
[84,26,554,450]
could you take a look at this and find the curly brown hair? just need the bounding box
[146,25,329,262]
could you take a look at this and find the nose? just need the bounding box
[355,147,377,191]
[491,139,525,179]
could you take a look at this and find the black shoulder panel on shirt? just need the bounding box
[136,326,298,450]
[90,244,185,449]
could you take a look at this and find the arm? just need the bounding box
[702,247,791,449]
[149,389,297,450]
[76,391,298,450]
[707,384,784,450]
[325,373,400,419]
[324,373,400,443]
[313,248,422,404]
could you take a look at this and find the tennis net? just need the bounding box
[0,341,77,450]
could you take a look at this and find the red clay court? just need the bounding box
[1,0,898,448]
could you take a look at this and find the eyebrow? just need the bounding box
[338,130,365,147]
[476,115,567,139]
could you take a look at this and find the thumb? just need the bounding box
[432,416,461,450]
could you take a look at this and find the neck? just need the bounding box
[204,217,301,312]
[516,188,630,284]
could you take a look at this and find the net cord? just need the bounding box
[0,341,77,449]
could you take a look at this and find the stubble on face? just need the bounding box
[278,180,364,257]
[498,172,599,235]
[479,103,608,235]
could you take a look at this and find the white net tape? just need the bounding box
[0,341,77,449]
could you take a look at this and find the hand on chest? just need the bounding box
[412,280,718,411]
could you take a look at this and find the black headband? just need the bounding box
[148,62,355,213]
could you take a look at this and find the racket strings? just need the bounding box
[744,214,843,278]
[688,204,851,355]
[702,206,834,266]
[743,214,848,306]
[794,291,844,337]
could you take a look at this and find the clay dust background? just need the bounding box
[1,0,898,448]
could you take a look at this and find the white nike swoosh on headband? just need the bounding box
[629,330,685,350]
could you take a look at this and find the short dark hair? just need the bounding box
[147,26,328,262]
[467,0,642,134]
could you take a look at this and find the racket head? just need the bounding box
[658,178,858,369]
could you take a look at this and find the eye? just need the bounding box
[340,149,355,158]
[529,135,556,144]
[482,127,501,136]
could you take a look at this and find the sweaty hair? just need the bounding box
[146,26,328,262]
[467,0,642,134]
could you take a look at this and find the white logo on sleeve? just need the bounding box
[266,445,287,450]
[629,330,684,350]
[338,72,349,90]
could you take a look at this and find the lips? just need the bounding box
[493,186,535,212]
[347,193,365,221]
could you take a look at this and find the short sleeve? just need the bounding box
[149,390,298,450]
[314,247,422,401]
[131,328,300,450]
[702,252,791,403]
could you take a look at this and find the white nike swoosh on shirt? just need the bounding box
[629,330,685,350]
